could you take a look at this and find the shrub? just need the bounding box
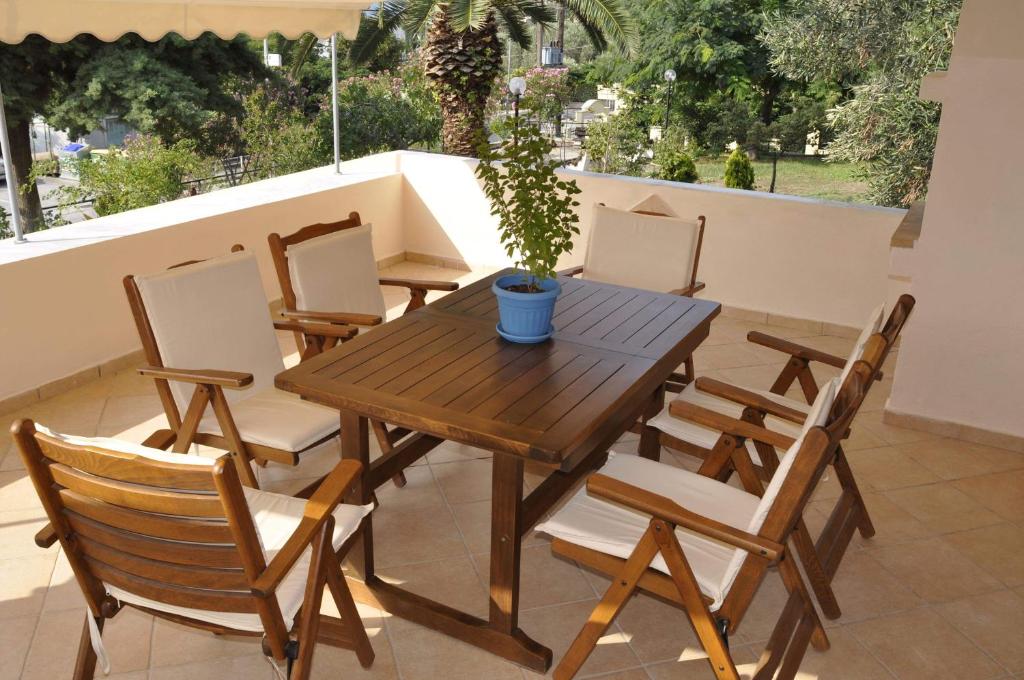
[584,112,650,176]
[654,135,699,183]
[724,148,756,190]
[0,206,11,239]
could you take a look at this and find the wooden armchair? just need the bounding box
[635,295,916,619]
[538,376,859,680]
[12,420,374,680]
[561,200,706,390]
[124,247,354,495]
[268,212,460,488]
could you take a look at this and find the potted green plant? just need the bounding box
[476,123,581,343]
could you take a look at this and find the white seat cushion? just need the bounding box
[134,251,286,415]
[537,380,837,610]
[582,203,702,293]
[197,387,339,452]
[287,223,388,320]
[36,427,371,634]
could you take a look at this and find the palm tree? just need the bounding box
[350,0,634,156]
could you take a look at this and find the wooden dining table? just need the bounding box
[275,269,721,672]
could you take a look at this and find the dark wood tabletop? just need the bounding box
[277,271,720,468]
[275,270,720,672]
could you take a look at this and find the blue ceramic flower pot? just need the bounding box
[492,274,560,343]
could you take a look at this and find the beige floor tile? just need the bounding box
[148,653,276,679]
[94,394,166,438]
[954,470,1024,522]
[898,439,1024,481]
[883,483,1002,534]
[378,555,489,619]
[0,615,39,677]
[432,458,495,504]
[149,618,262,667]
[0,471,44,512]
[518,599,643,678]
[845,446,941,492]
[0,554,55,620]
[473,544,596,612]
[426,439,492,465]
[692,344,768,371]
[844,425,890,452]
[868,537,1003,602]
[576,669,650,680]
[936,589,1024,674]
[944,523,1024,588]
[644,645,758,679]
[451,498,549,554]
[374,464,447,511]
[372,504,469,568]
[850,607,1004,680]
[0,508,56,559]
[826,552,923,623]
[42,548,87,612]
[855,410,943,446]
[309,610,399,679]
[605,590,702,665]
[787,625,895,679]
[385,617,524,680]
[809,491,933,549]
[22,606,152,678]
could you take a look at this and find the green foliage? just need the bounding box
[476,125,582,285]
[0,206,11,240]
[518,67,573,125]
[654,136,699,183]
[761,0,962,206]
[56,136,205,217]
[321,65,442,159]
[241,85,326,181]
[724,148,756,190]
[584,111,650,176]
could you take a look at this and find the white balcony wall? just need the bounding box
[0,149,903,408]
[398,151,903,329]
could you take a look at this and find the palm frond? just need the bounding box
[401,0,440,38]
[448,0,493,31]
[288,33,318,80]
[563,0,636,54]
[492,2,532,48]
[512,0,556,26]
[566,5,609,53]
[349,1,407,64]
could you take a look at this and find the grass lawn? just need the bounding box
[693,156,871,204]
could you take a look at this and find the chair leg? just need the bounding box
[370,420,407,488]
[325,552,375,668]
[554,529,661,680]
[778,551,829,653]
[291,522,331,680]
[832,445,875,538]
[73,614,102,680]
[653,521,740,680]
[792,519,841,620]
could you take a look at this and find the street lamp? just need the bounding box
[663,68,677,133]
[509,77,527,144]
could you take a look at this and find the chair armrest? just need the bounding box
[281,309,382,327]
[251,460,365,596]
[273,319,359,340]
[668,400,797,450]
[587,474,782,561]
[669,281,705,297]
[746,332,847,370]
[35,524,58,548]
[137,366,253,389]
[694,377,808,425]
[557,265,585,278]
[378,277,459,292]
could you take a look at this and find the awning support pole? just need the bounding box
[331,33,341,174]
[0,80,26,243]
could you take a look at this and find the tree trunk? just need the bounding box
[7,118,45,231]
[424,11,502,157]
[557,4,566,49]
[536,1,545,66]
[759,78,782,126]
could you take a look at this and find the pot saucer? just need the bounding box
[496,323,555,344]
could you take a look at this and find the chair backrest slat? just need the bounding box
[64,512,243,569]
[50,464,225,518]
[76,535,249,590]
[60,489,234,543]
[85,558,259,614]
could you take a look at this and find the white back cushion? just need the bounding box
[34,425,216,466]
[583,204,702,292]
[286,223,387,319]
[629,194,679,217]
[135,251,284,415]
[716,378,838,599]
[838,304,886,388]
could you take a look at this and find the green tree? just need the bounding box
[584,111,649,176]
[654,133,699,183]
[724,147,756,190]
[761,0,962,206]
[53,136,205,218]
[350,0,635,156]
[240,84,326,180]
[0,33,268,230]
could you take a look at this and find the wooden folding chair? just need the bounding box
[636,296,916,619]
[268,212,460,488]
[561,199,706,390]
[12,420,374,680]
[539,374,863,680]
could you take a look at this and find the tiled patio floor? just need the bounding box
[2,263,1022,679]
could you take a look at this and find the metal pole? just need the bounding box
[663,80,673,132]
[263,38,269,66]
[331,33,341,174]
[0,81,26,243]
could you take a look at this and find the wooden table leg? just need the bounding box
[340,410,373,579]
[638,385,666,461]
[489,454,524,633]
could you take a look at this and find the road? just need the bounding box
[0,175,95,223]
